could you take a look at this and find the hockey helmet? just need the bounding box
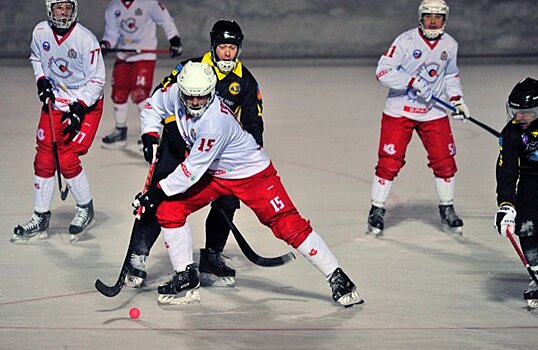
[210,19,244,73]
[418,0,449,39]
[178,61,217,118]
[45,0,78,29]
[506,77,538,122]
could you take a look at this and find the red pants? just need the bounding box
[34,99,103,179]
[111,60,156,104]
[375,113,457,180]
[156,163,313,248]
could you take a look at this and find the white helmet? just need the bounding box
[178,61,217,118]
[418,0,449,39]
[45,0,78,29]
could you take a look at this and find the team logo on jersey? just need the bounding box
[190,128,196,140]
[229,82,241,95]
[413,49,422,59]
[383,143,396,155]
[37,128,45,141]
[440,51,448,61]
[417,63,440,84]
[67,49,77,59]
[42,41,51,52]
[48,57,73,78]
[121,18,138,33]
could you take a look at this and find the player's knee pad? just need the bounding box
[375,156,404,181]
[431,157,457,178]
[58,152,82,179]
[130,88,149,104]
[34,151,56,178]
[211,196,240,211]
[270,213,312,248]
[111,89,129,104]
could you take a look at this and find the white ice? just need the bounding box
[1,58,537,349]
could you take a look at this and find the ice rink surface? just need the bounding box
[1,58,537,349]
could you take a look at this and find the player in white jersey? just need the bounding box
[367,0,469,236]
[100,0,181,148]
[12,0,105,243]
[133,61,364,307]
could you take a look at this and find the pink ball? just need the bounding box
[129,307,140,319]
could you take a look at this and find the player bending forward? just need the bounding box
[12,0,105,243]
[134,61,363,307]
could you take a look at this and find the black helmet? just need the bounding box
[210,19,244,48]
[508,77,538,109]
[210,20,244,73]
[506,77,538,122]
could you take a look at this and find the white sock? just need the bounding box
[371,175,392,208]
[113,102,129,128]
[296,230,339,277]
[162,224,193,272]
[66,170,92,206]
[33,176,55,213]
[435,176,455,205]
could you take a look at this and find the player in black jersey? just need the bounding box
[494,77,538,308]
[127,20,264,288]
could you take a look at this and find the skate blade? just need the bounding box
[442,224,463,236]
[70,219,95,243]
[200,273,235,287]
[366,225,383,238]
[10,231,48,244]
[527,299,538,309]
[125,275,145,288]
[336,290,365,308]
[158,289,201,305]
[101,141,127,150]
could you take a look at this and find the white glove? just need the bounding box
[450,98,470,121]
[494,205,516,237]
[411,78,432,102]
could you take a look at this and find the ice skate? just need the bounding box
[101,127,127,149]
[125,253,147,288]
[367,205,385,237]
[524,278,538,309]
[329,267,364,308]
[199,248,236,287]
[69,200,95,242]
[439,204,463,235]
[158,263,200,305]
[11,211,51,243]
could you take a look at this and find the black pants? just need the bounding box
[132,121,239,256]
[515,174,538,266]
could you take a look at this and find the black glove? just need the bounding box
[99,40,110,56]
[132,185,167,215]
[61,102,86,138]
[169,36,182,57]
[37,78,55,105]
[141,133,159,164]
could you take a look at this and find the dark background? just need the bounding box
[2,0,537,59]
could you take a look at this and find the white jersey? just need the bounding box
[375,28,464,121]
[141,83,270,196]
[102,0,179,62]
[30,21,106,112]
